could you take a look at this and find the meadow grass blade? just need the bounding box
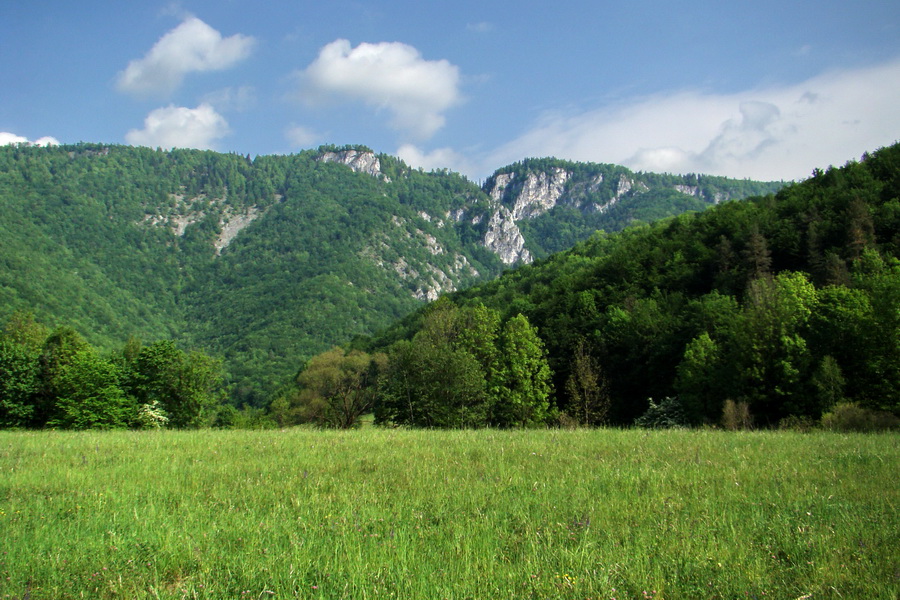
[0,428,897,599]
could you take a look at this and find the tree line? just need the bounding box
[295,143,899,430]
[0,312,226,429]
[271,300,553,429]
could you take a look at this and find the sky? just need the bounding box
[2,0,899,182]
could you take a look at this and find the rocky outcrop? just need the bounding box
[142,192,209,235]
[411,254,480,301]
[674,184,701,198]
[489,172,516,202]
[364,218,481,301]
[215,207,261,254]
[592,174,640,214]
[142,191,265,254]
[318,149,383,178]
[671,185,729,204]
[483,207,532,266]
[486,168,571,220]
[481,168,570,265]
[510,168,570,220]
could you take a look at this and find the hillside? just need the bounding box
[358,143,900,427]
[0,143,781,403]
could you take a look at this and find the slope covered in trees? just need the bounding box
[351,143,900,428]
[0,143,777,405]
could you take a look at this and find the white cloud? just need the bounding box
[486,58,900,181]
[285,125,320,148]
[125,103,229,149]
[466,22,493,33]
[117,17,255,98]
[1,132,60,146]
[0,132,29,145]
[296,39,462,140]
[201,86,257,112]
[396,144,479,177]
[33,136,61,147]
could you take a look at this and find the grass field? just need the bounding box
[1,428,897,599]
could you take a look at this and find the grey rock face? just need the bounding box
[319,150,382,177]
[510,168,570,220]
[483,207,532,266]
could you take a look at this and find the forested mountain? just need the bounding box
[354,143,900,428]
[0,143,781,404]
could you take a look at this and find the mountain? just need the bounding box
[481,157,782,261]
[0,143,782,404]
[360,143,900,427]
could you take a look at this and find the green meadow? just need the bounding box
[1,429,897,599]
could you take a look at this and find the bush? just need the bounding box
[634,397,689,429]
[135,400,169,429]
[778,414,815,432]
[820,402,900,432]
[556,411,581,429]
[721,399,753,430]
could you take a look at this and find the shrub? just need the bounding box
[634,396,689,429]
[721,399,753,430]
[820,402,900,432]
[778,414,815,432]
[135,400,169,429]
[556,411,580,429]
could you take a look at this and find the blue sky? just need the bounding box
[2,0,898,181]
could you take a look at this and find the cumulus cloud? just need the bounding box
[201,85,257,112]
[0,132,29,145]
[296,39,462,140]
[486,58,900,181]
[396,144,479,177]
[117,17,255,98]
[1,132,60,146]
[125,103,229,149]
[284,125,320,148]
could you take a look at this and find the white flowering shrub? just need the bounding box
[136,400,169,429]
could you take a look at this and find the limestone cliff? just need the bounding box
[483,207,532,266]
[318,149,384,178]
[487,168,570,219]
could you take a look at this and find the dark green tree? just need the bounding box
[0,340,39,427]
[491,314,552,427]
[130,340,225,428]
[46,349,134,430]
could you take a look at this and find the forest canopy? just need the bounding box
[331,143,900,429]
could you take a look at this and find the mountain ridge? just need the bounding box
[0,142,783,403]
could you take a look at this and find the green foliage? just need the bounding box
[564,339,610,426]
[1,143,781,407]
[634,396,689,428]
[370,302,553,428]
[375,302,494,428]
[820,402,900,432]
[0,312,227,430]
[492,314,552,427]
[0,339,39,427]
[46,349,134,430]
[131,340,226,428]
[293,347,386,429]
[372,143,900,427]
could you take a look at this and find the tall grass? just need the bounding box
[1,428,897,599]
